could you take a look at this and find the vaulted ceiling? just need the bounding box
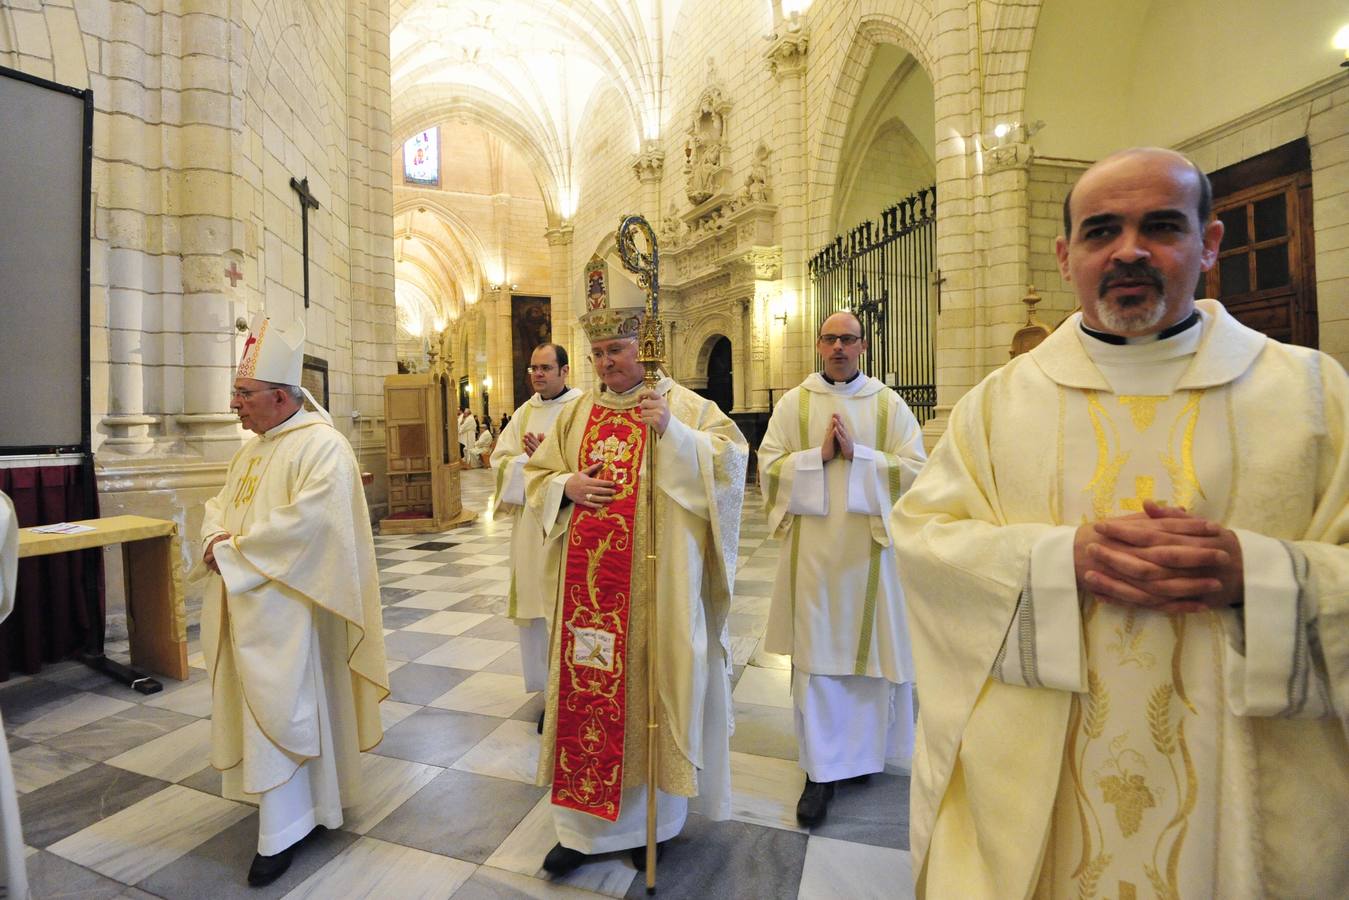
[390,0,685,223]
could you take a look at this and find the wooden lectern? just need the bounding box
[380,363,475,534]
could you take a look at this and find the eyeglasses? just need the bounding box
[230,388,269,399]
[525,364,558,374]
[818,334,862,347]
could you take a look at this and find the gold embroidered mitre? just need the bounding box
[578,252,647,343]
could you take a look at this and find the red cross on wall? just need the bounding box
[225,260,243,287]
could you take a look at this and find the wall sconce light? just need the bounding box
[1335,25,1349,67]
[482,375,492,391]
[488,283,501,292]
[770,294,789,326]
[465,383,474,395]
[989,120,1046,147]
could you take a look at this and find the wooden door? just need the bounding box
[1203,140,1317,347]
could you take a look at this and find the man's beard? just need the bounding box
[1094,261,1169,334]
[1095,297,1169,334]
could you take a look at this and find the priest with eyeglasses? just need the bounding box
[757,311,926,827]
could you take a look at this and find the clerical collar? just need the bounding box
[1079,310,1202,346]
[541,386,570,402]
[820,370,862,385]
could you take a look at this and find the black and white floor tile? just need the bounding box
[4,469,913,899]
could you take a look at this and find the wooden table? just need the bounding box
[18,515,188,682]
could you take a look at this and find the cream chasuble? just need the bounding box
[523,378,747,827]
[892,301,1349,898]
[758,372,925,681]
[490,387,583,623]
[200,410,388,799]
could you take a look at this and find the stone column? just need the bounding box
[491,192,512,419]
[764,24,810,391]
[631,142,665,225]
[545,223,576,372]
[101,249,157,455]
[171,6,245,458]
[732,298,750,411]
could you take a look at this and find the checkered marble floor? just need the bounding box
[4,469,913,899]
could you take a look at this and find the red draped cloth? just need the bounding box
[0,461,104,680]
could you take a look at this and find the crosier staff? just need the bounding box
[616,214,664,895]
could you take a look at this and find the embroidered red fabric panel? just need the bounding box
[550,405,647,821]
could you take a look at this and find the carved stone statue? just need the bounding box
[659,200,687,245]
[744,142,771,203]
[683,59,732,206]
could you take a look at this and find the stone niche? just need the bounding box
[661,135,779,290]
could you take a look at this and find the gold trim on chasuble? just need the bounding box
[1064,390,1214,898]
[853,396,891,675]
[551,405,646,821]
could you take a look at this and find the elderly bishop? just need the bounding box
[525,259,748,875]
[200,316,388,886]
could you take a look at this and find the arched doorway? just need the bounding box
[698,336,733,414]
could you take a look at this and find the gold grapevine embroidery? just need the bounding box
[1117,395,1167,432]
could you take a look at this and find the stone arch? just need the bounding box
[682,314,735,383]
[393,195,492,290]
[811,11,937,248]
[691,326,733,375]
[833,115,934,234]
[981,0,1044,123]
[392,0,651,144]
[394,84,564,225]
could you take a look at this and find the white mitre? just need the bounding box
[577,252,648,343]
[237,313,304,385]
[236,313,333,425]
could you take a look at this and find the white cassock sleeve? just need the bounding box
[656,414,711,521]
[500,454,528,506]
[786,448,827,516]
[846,444,883,516]
[990,525,1087,693]
[1223,531,1331,717]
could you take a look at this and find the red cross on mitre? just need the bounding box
[238,329,260,375]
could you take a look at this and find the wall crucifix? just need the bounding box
[289,176,320,309]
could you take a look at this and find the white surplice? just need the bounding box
[758,373,926,780]
[490,387,583,692]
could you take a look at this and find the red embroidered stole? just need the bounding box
[551,404,647,821]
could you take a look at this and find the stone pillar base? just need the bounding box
[175,413,245,462]
[922,405,953,447]
[100,415,161,455]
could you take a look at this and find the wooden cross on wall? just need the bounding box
[289,176,320,309]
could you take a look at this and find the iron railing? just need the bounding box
[809,186,937,423]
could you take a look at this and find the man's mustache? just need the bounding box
[1098,262,1164,298]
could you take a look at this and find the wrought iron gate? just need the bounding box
[809,186,937,423]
